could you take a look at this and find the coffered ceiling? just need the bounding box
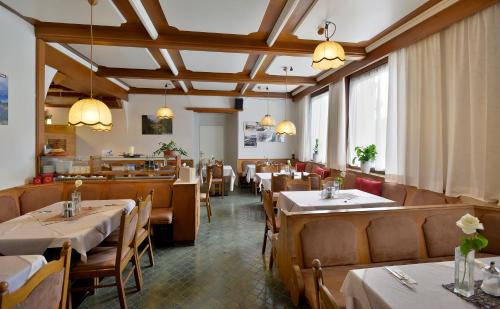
[2,0,492,104]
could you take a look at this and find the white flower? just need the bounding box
[75,179,83,188]
[456,213,484,235]
[340,171,347,178]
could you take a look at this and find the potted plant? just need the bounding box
[312,138,319,162]
[352,144,377,174]
[153,141,188,157]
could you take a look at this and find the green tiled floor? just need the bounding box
[81,189,300,308]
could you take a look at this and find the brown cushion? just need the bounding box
[200,192,207,202]
[16,271,64,309]
[302,267,348,309]
[72,247,117,271]
[300,220,357,268]
[0,194,20,223]
[481,213,500,255]
[405,189,446,206]
[106,184,138,200]
[381,182,407,206]
[423,213,463,257]
[77,184,103,200]
[20,186,63,214]
[142,183,173,208]
[342,173,357,190]
[150,207,173,224]
[367,217,419,263]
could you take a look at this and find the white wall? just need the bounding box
[237,97,298,159]
[0,6,36,189]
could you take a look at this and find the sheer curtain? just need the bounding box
[348,65,388,171]
[296,95,311,162]
[309,92,329,163]
[326,80,346,171]
[386,3,500,201]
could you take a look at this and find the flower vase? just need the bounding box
[71,191,82,214]
[454,246,475,297]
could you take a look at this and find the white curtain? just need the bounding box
[309,92,329,163]
[348,65,388,171]
[296,95,311,162]
[386,3,500,201]
[326,80,347,171]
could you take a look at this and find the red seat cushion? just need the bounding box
[354,177,383,196]
[313,166,330,179]
[296,162,307,173]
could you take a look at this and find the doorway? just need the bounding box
[199,125,224,161]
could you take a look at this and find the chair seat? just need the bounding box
[102,229,120,244]
[136,227,148,244]
[212,178,223,183]
[150,207,173,224]
[302,267,349,309]
[72,247,118,271]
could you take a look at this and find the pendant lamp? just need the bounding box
[259,86,275,127]
[156,83,174,120]
[275,66,296,136]
[312,21,345,70]
[68,0,112,131]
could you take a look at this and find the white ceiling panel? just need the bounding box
[2,0,126,26]
[160,0,269,35]
[294,0,427,43]
[254,84,299,93]
[266,56,318,77]
[70,45,160,70]
[180,51,248,73]
[121,79,175,89]
[192,82,237,91]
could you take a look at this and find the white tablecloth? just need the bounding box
[255,172,308,191]
[201,165,236,191]
[243,164,256,183]
[341,257,500,309]
[278,189,396,212]
[0,255,47,293]
[0,199,135,261]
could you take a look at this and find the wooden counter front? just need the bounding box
[172,178,200,244]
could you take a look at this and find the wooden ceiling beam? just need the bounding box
[35,23,366,58]
[185,107,240,114]
[97,68,316,85]
[129,87,286,99]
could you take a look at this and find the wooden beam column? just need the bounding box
[35,39,46,175]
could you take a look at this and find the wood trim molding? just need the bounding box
[129,87,286,99]
[185,107,240,114]
[35,39,46,175]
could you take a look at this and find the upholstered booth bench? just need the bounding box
[276,204,500,308]
[0,178,200,244]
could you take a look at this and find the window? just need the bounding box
[309,91,329,163]
[347,64,389,171]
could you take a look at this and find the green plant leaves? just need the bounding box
[352,144,378,163]
[459,233,489,256]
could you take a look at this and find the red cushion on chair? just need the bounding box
[313,166,330,179]
[296,162,306,172]
[354,177,383,196]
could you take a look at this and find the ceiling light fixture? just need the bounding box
[156,83,174,120]
[68,0,112,132]
[275,66,296,136]
[312,21,345,70]
[259,86,275,127]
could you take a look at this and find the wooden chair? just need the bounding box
[200,175,213,222]
[136,191,154,267]
[261,190,279,270]
[312,259,340,309]
[70,207,142,309]
[0,242,71,309]
[208,164,225,198]
[286,179,311,191]
[303,173,322,190]
[271,174,290,202]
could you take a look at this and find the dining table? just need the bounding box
[0,255,47,293]
[278,189,396,212]
[242,164,256,183]
[255,172,309,191]
[201,165,236,191]
[0,199,135,261]
[340,257,500,309]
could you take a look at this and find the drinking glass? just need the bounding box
[71,191,82,214]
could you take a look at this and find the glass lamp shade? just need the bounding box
[312,40,346,70]
[260,114,275,127]
[156,107,174,120]
[275,120,296,136]
[68,98,113,130]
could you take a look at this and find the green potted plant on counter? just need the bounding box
[352,144,377,174]
[153,140,188,157]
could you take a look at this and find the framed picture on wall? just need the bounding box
[0,73,8,125]
[141,115,172,135]
[243,121,257,147]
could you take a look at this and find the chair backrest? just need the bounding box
[137,191,153,231]
[302,173,321,190]
[312,259,340,309]
[209,164,224,179]
[257,164,276,173]
[116,207,139,264]
[271,174,290,193]
[206,175,213,195]
[0,242,71,309]
[423,213,462,257]
[405,189,446,206]
[285,179,311,191]
[263,190,278,233]
[0,193,20,223]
